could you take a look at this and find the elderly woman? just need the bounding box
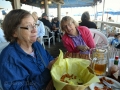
[0,9,56,90]
[61,16,95,54]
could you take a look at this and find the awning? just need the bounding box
[6,0,102,8]
[49,0,99,8]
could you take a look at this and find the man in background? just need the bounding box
[40,13,52,30]
[79,11,97,29]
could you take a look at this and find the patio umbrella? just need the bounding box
[105,11,120,15]
[97,11,120,15]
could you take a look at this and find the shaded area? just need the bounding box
[5,0,102,8]
[45,41,66,58]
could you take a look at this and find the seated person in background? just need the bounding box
[32,12,45,45]
[108,17,114,22]
[79,11,97,29]
[61,16,95,54]
[0,9,56,90]
[111,33,120,49]
[51,17,60,42]
[108,36,115,45]
[40,13,52,30]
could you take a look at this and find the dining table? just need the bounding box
[64,52,120,90]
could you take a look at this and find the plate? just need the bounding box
[89,76,120,90]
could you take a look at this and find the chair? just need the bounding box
[89,29,109,48]
[43,26,55,48]
[37,37,45,49]
[56,29,63,42]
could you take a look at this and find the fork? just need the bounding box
[103,80,120,89]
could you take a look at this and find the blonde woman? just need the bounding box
[61,16,95,54]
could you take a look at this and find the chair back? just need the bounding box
[44,25,51,37]
[89,29,109,47]
[43,26,55,48]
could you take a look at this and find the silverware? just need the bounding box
[103,80,120,89]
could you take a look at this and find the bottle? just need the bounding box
[110,56,119,80]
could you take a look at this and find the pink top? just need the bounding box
[62,26,95,53]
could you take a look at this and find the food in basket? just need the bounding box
[94,77,114,90]
[60,73,83,85]
[64,52,90,60]
[51,50,100,90]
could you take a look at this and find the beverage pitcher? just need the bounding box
[91,48,108,75]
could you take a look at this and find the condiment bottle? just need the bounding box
[110,56,119,80]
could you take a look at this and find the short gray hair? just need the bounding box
[81,11,90,21]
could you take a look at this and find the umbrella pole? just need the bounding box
[101,0,105,21]
[116,15,118,22]
[101,0,105,30]
[106,12,108,21]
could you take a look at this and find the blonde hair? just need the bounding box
[31,12,38,22]
[60,16,78,31]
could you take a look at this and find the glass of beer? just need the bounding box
[93,59,107,75]
[92,48,108,76]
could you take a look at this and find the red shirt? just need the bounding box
[62,26,95,53]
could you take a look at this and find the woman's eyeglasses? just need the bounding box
[20,23,39,31]
[62,22,73,29]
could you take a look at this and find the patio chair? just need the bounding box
[56,28,63,42]
[89,29,109,48]
[43,25,55,48]
[37,37,45,49]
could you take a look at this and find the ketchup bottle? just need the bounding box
[110,56,119,80]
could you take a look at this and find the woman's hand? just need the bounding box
[47,57,58,70]
[77,45,89,52]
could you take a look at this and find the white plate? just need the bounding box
[89,76,120,90]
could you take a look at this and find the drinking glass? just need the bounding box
[92,48,108,76]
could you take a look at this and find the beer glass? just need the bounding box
[92,48,107,75]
